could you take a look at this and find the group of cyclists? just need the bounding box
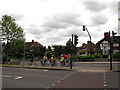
[29,54,71,67]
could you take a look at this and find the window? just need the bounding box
[113,50,119,53]
[113,43,119,47]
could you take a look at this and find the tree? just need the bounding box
[8,39,25,58]
[0,15,25,62]
[65,39,78,55]
[0,15,24,42]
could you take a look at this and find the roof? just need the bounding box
[96,36,120,45]
[79,41,95,49]
[25,40,45,48]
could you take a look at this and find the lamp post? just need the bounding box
[83,25,92,58]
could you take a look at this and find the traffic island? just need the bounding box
[2,65,73,71]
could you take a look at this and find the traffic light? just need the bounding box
[74,34,78,45]
[112,31,117,42]
[48,46,52,51]
[83,25,86,31]
[104,32,110,40]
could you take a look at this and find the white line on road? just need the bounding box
[104,84,107,87]
[43,70,48,71]
[2,75,12,78]
[64,76,67,78]
[52,84,55,86]
[14,76,23,80]
[104,81,106,84]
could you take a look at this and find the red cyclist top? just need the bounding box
[64,55,69,59]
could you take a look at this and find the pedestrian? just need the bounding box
[43,55,48,66]
[30,55,34,65]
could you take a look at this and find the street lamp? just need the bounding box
[82,25,92,59]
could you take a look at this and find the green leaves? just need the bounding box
[0,14,24,43]
[0,14,25,59]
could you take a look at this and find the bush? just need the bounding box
[2,54,7,64]
[72,55,92,59]
[112,52,120,58]
[10,60,20,65]
[25,54,31,59]
[92,53,101,58]
[102,55,108,58]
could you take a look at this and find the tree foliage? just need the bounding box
[0,14,24,43]
[8,39,25,58]
[65,38,78,55]
[52,45,64,57]
[0,14,25,60]
[52,39,78,57]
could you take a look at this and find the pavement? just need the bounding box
[1,61,120,72]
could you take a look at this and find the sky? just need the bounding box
[0,0,119,47]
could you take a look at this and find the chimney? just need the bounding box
[32,40,34,43]
[82,43,85,46]
[87,41,91,44]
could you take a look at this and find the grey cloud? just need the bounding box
[83,2,108,12]
[10,14,25,21]
[61,27,88,38]
[54,13,82,26]
[44,20,68,29]
[108,2,118,14]
[90,15,108,26]
[43,13,83,29]
[25,24,44,39]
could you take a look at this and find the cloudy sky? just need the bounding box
[0,0,119,47]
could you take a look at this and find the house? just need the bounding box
[96,36,120,55]
[78,41,96,55]
[25,40,46,57]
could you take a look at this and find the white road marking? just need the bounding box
[104,81,106,83]
[14,76,23,80]
[52,84,55,86]
[78,69,105,73]
[2,75,12,78]
[3,75,23,80]
[64,76,67,78]
[43,70,48,71]
[104,84,107,87]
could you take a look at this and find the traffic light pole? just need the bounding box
[85,28,92,58]
[70,34,73,69]
[110,44,112,70]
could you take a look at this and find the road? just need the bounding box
[2,67,119,89]
[2,67,74,88]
